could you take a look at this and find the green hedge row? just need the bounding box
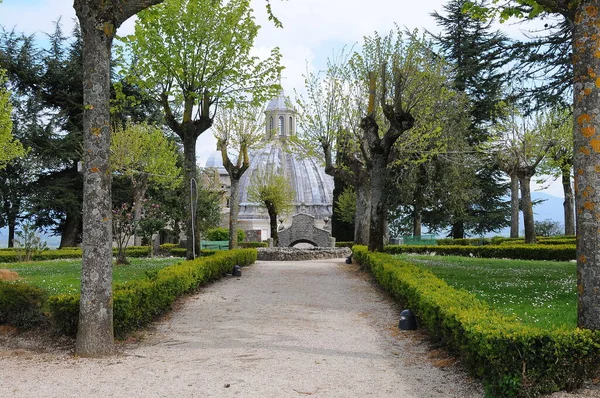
[0,246,155,264]
[384,244,576,262]
[352,246,600,397]
[436,236,576,247]
[45,249,257,338]
[336,241,355,248]
[0,281,47,329]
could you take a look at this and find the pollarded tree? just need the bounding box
[295,51,371,244]
[122,0,282,259]
[0,69,25,169]
[349,29,458,251]
[536,108,574,236]
[247,169,294,246]
[213,102,264,249]
[490,109,554,244]
[110,121,181,245]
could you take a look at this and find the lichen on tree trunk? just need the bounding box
[74,1,116,357]
[572,1,600,330]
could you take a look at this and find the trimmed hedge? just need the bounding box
[0,246,152,263]
[437,237,576,247]
[384,244,576,262]
[353,246,600,397]
[0,281,47,329]
[335,241,355,248]
[46,248,256,338]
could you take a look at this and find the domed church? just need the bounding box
[204,90,334,241]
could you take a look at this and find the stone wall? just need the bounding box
[278,213,333,248]
[257,247,351,261]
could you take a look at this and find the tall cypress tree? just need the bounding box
[432,0,511,237]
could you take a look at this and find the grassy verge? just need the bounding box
[396,254,577,330]
[2,257,182,295]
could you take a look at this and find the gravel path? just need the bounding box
[1,259,487,397]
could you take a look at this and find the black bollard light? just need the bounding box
[232,265,242,277]
[398,309,417,330]
[345,254,353,264]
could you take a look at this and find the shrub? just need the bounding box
[159,243,178,255]
[384,244,576,261]
[353,246,600,397]
[47,249,257,337]
[436,238,493,246]
[205,227,245,242]
[0,281,47,329]
[335,241,355,248]
[13,223,48,262]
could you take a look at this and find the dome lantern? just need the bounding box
[265,90,296,141]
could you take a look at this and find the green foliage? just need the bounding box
[353,246,600,397]
[335,241,355,248]
[158,243,178,255]
[534,219,563,237]
[46,249,257,337]
[334,186,356,224]
[110,121,181,190]
[0,69,25,170]
[0,280,47,329]
[247,169,295,217]
[205,227,245,242]
[13,223,48,262]
[384,244,575,261]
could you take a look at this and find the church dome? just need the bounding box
[237,139,334,221]
[204,150,227,174]
[266,90,294,113]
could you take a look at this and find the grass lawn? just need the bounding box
[397,254,577,330]
[2,257,182,295]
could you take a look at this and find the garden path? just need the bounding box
[1,259,486,397]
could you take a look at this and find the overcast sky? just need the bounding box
[0,0,563,196]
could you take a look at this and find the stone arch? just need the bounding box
[278,213,334,248]
[290,239,318,248]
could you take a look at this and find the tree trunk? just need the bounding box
[267,205,278,246]
[573,3,600,329]
[132,178,148,246]
[228,177,241,249]
[368,153,388,252]
[519,173,536,244]
[74,2,115,357]
[413,207,422,238]
[510,173,519,238]
[5,198,19,248]
[60,210,81,248]
[451,222,465,239]
[354,171,371,245]
[562,167,575,236]
[182,132,198,259]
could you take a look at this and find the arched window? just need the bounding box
[289,116,293,135]
[279,116,285,136]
